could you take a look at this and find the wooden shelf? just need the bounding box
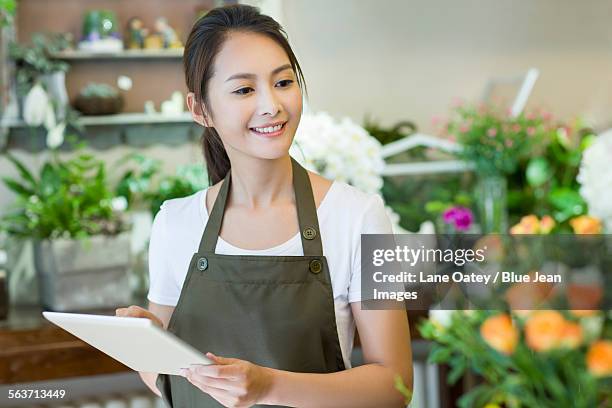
[2,112,193,128]
[51,48,184,60]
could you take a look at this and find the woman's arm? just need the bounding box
[261,306,412,408]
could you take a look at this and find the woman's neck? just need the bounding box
[226,154,294,210]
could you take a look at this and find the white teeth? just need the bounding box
[253,123,283,133]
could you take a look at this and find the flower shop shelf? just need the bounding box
[50,49,184,60]
[1,112,200,152]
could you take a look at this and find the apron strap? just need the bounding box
[198,156,323,256]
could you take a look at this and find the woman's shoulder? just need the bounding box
[322,177,385,213]
[158,188,207,221]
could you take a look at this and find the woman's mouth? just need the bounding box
[249,122,286,138]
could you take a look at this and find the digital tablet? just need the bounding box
[43,311,212,375]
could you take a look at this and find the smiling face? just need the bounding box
[193,31,303,161]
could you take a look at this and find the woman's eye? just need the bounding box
[276,79,294,87]
[233,87,253,95]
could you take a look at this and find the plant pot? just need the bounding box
[40,70,69,121]
[33,232,132,311]
[74,93,124,115]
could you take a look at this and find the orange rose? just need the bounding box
[586,340,612,377]
[510,215,540,234]
[525,310,565,352]
[569,215,602,234]
[480,314,519,355]
[505,272,554,311]
[568,283,603,311]
[539,215,555,233]
[559,321,583,349]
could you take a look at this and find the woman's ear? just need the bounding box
[186,92,213,127]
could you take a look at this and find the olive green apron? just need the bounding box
[156,157,346,407]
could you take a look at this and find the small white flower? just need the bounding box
[429,308,454,329]
[46,122,66,149]
[117,75,133,91]
[111,196,128,212]
[23,83,49,127]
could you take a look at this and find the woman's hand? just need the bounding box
[180,352,274,408]
[115,305,164,329]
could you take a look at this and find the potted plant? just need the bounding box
[74,82,124,115]
[441,102,555,233]
[9,32,72,120]
[0,141,132,311]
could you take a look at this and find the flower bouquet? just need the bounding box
[420,309,611,407]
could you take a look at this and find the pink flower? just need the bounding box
[459,123,470,133]
[512,124,522,133]
[527,127,536,136]
[443,206,474,231]
[526,112,536,120]
[542,111,553,121]
[487,128,498,137]
[431,115,443,126]
[505,139,514,147]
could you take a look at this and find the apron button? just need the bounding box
[309,259,322,274]
[303,227,317,240]
[197,257,208,271]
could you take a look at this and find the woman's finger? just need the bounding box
[185,372,241,392]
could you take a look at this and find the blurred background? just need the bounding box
[0,0,611,407]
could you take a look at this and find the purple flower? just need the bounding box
[442,206,474,231]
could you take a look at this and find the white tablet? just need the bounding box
[43,311,212,375]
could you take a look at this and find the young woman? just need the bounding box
[116,4,412,407]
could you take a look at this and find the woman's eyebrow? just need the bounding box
[225,63,292,82]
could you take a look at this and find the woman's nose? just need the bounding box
[257,87,282,116]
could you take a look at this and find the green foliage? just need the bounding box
[1,145,126,239]
[446,104,554,177]
[382,174,474,232]
[0,0,16,27]
[79,83,120,98]
[9,32,71,96]
[115,153,209,217]
[506,119,593,228]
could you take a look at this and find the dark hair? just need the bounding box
[183,4,307,185]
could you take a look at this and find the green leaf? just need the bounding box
[548,188,585,217]
[5,153,38,188]
[2,177,35,197]
[526,157,551,187]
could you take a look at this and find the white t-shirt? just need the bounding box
[147,180,393,369]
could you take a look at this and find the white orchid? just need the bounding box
[23,83,49,126]
[577,128,612,232]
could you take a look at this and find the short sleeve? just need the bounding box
[146,202,181,306]
[348,194,394,303]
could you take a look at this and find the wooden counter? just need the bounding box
[0,305,132,384]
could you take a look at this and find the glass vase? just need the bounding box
[476,175,508,233]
